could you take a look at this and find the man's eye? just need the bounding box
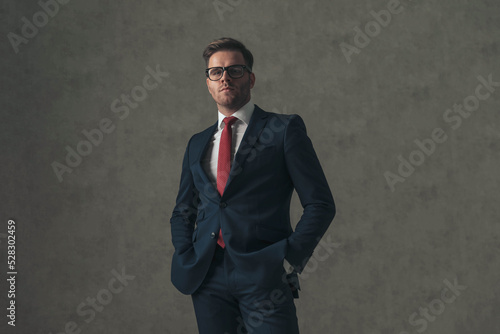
[229,67,243,75]
[211,69,222,76]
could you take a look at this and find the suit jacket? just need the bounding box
[170,105,335,295]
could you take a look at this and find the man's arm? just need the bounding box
[283,114,336,273]
[170,137,198,254]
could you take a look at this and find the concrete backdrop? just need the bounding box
[1,0,499,333]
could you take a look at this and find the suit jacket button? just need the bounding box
[219,202,227,208]
[210,232,216,238]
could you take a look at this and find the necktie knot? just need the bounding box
[223,116,238,127]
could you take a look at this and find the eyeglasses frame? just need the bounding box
[205,65,252,81]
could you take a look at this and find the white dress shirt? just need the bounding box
[202,99,255,188]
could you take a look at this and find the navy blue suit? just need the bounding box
[170,105,335,333]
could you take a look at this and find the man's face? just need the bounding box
[206,50,255,114]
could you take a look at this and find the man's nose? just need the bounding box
[220,69,231,82]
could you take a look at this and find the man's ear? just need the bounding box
[250,72,255,89]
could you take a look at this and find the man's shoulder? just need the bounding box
[187,120,217,144]
[254,104,300,126]
[255,106,310,142]
[194,121,217,136]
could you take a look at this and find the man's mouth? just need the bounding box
[220,87,234,92]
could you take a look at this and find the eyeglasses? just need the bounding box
[205,65,251,81]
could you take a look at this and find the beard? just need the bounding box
[212,77,252,111]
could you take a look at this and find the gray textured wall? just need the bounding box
[1,0,499,333]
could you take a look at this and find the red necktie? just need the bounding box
[216,116,238,248]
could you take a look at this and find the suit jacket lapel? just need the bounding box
[224,105,269,194]
[194,121,219,197]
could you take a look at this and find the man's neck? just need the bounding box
[218,97,251,117]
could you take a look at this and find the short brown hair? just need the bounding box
[202,37,254,71]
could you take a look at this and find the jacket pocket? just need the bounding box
[256,225,289,243]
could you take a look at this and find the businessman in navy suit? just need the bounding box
[170,37,336,334]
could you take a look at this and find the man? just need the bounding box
[170,37,335,334]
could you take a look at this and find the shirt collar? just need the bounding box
[217,98,255,129]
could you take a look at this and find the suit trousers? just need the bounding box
[191,245,300,334]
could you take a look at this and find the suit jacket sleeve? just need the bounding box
[170,136,198,254]
[284,114,336,273]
